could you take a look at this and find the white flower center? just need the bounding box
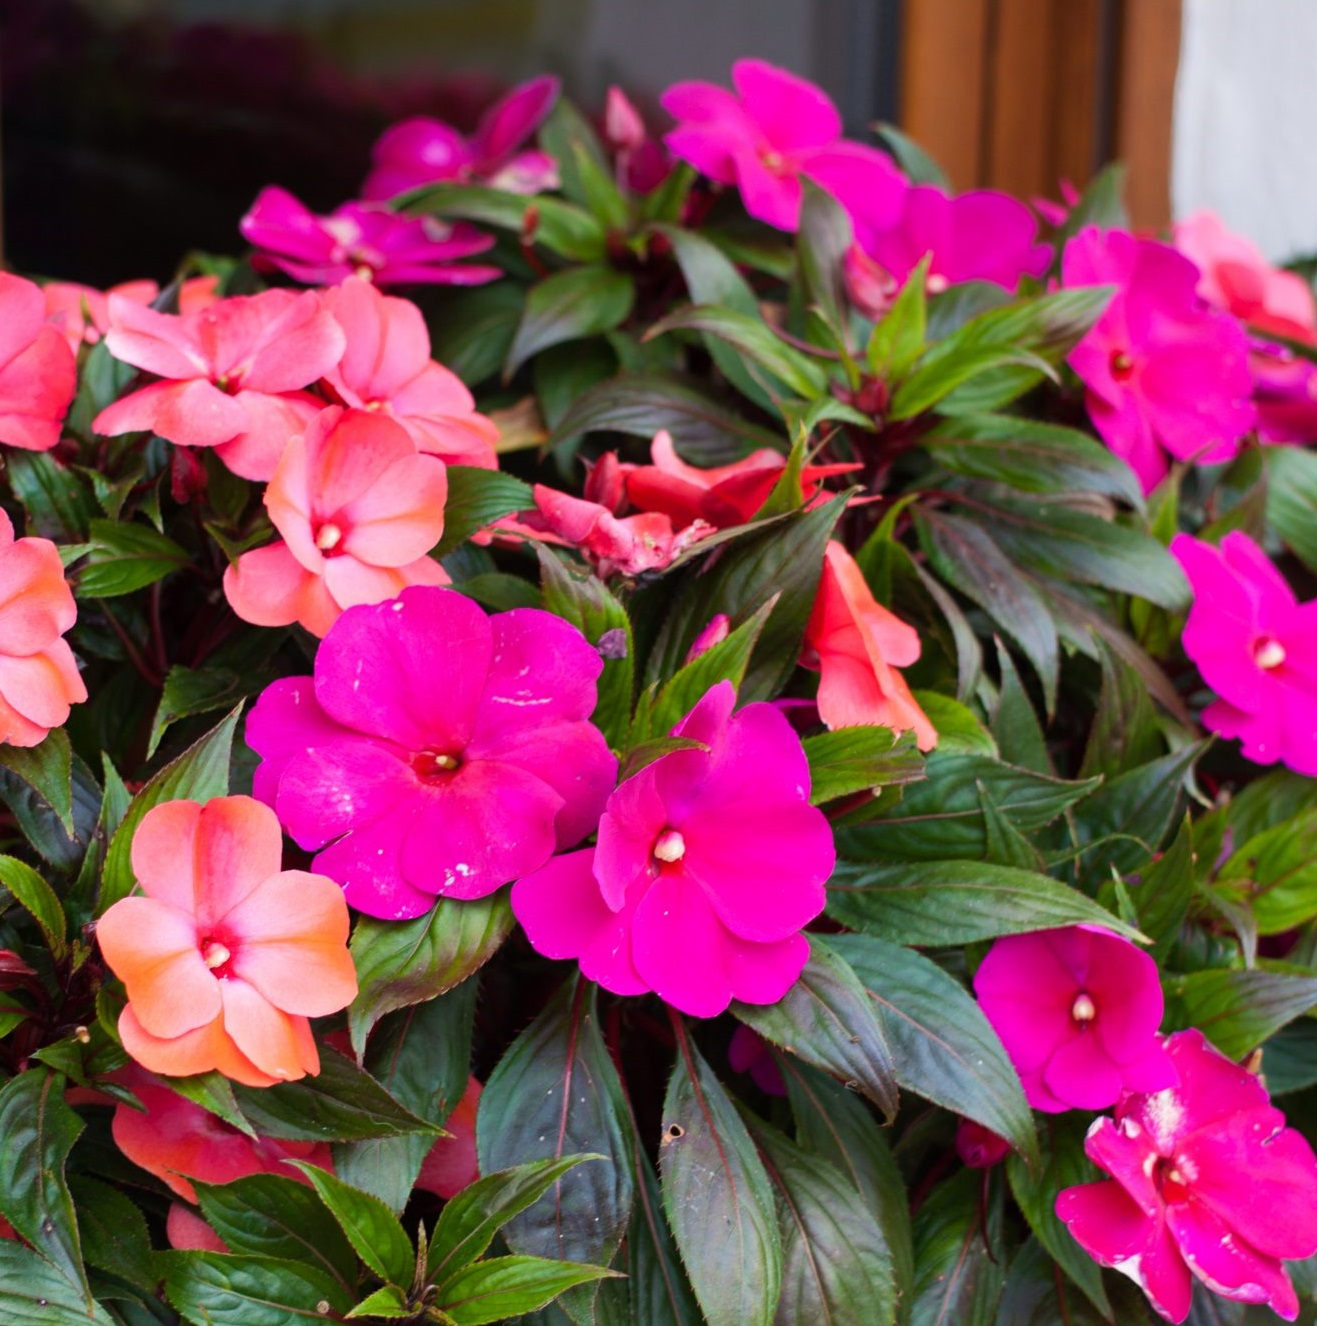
[1071,992,1097,1023]
[315,522,344,552]
[202,941,231,970]
[1254,638,1286,670]
[653,830,686,863]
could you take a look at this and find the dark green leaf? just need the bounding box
[533,338,618,432]
[1266,445,1317,574]
[405,182,605,262]
[430,283,527,386]
[1219,810,1317,934]
[435,1255,619,1326]
[732,935,898,1117]
[506,266,636,377]
[874,124,949,188]
[1080,644,1164,780]
[801,727,925,805]
[67,1174,155,1295]
[161,1251,353,1325]
[7,450,98,541]
[909,1171,1005,1326]
[1260,1019,1317,1096]
[795,182,852,330]
[1133,815,1197,964]
[147,664,272,761]
[0,1241,114,1325]
[76,518,188,598]
[891,344,1055,420]
[661,1032,782,1326]
[288,1163,413,1286]
[832,935,1037,1165]
[1055,163,1128,244]
[620,1135,701,1326]
[617,736,708,783]
[168,1071,256,1138]
[0,856,66,958]
[434,468,534,557]
[0,730,73,835]
[539,99,620,223]
[1165,969,1317,1060]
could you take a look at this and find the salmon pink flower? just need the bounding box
[1063,226,1255,493]
[416,1076,482,1199]
[512,680,835,1017]
[362,76,560,200]
[0,509,87,747]
[43,279,158,352]
[246,586,617,920]
[240,187,500,288]
[1170,531,1317,774]
[96,796,357,1087]
[166,1205,229,1253]
[973,926,1175,1113]
[93,288,346,480]
[801,541,937,751]
[1056,1029,1317,1322]
[0,272,77,452]
[112,1069,333,1204]
[223,406,449,637]
[321,276,499,468]
[661,59,905,233]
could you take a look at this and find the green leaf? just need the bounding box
[539,548,634,750]
[0,1241,115,1325]
[1132,815,1196,964]
[434,468,534,557]
[1056,163,1128,244]
[405,182,605,262]
[1219,809,1317,934]
[534,338,618,432]
[435,1255,619,1326]
[506,266,636,378]
[618,1137,701,1326]
[161,1251,353,1325]
[751,1120,897,1326]
[1266,445,1317,573]
[348,891,513,1053]
[0,856,66,958]
[732,935,898,1118]
[660,1032,782,1326]
[1079,643,1164,780]
[832,935,1038,1165]
[475,979,633,1291]
[288,1163,414,1286]
[801,727,925,805]
[195,1173,358,1286]
[0,730,73,835]
[67,1174,156,1295]
[827,859,1143,946]
[168,1071,257,1138]
[0,1069,90,1306]
[1165,968,1317,1060]
[347,1284,411,1319]
[867,256,929,381]
[147,663,272,760]
[838,751,1099,862]
[891,344,1055,420]
[99,705,240,909]
[795,182,852,330]
[909,1171,1005,1326]
[874,123,949,188]
[7,450,98,541]
[539,98,620,221]
[75,518,188,598]
[233,1046,440,1143]
[617,735,708,783]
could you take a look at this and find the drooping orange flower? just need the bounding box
[802,541,937,750]
[97,796,357,1087]
[0,509,87,747]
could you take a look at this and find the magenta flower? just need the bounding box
[1056,1029,1317,1322]
[973,926,1175,1113]
[660,59,905,233]
[955,1119,1010,1170]
[1170,531,1317,774]
[361,76,560,200]
[511,681,835,1017]
[728,1025,787,1096]
[93,289,345,481]
[246,586,617,920]
[239,187,500,288]
[846,185,1051,295]
[1063,225,1256,493]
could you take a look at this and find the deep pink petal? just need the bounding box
[245,677,356,810]
[731,59,840,153]
[1164,1200,1299,1318]
[312,805,433,921]
[274,739,413,851]
[474,75,560,167]
[1042,1034,1124,1110]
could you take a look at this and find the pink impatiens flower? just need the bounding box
[361,75,560,200]
[321,276,499,468]
[240,187,500,288]
[1063,225,1256,493]
[0,272,77,452]
[512,680,835,1017]
[223,406,449,637]
[93,288,346,480]
[1170,531,1317,774]
[246,586,617,920]
[973,925,1175,1113]
[661,59,905,233]
[1056,1029,1317,1322]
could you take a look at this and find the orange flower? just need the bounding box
[416,1076,482,1199]
[802,541,937,750]
[0,509,87,746]
[97,796,357,1087]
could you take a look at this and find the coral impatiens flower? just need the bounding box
[1170,531,1317,774]
[240,187,500,288]
[321,276,499,468]
[362,76,560,200]
[246,586,617,920]
[93,288,346,480]
[0,509,87,747]
[801,542,937,751]
[96,796,357,1087]
[223,406,449,637]
[43,276,222,353]
[512,680,835,1017]
[1056,1029,1317,1322]
[0,272,77,452]
[1063,226,1255,493]
[661,59,905,232]
[416,1075,482,1199]
[973,926,1175,1113]
[112,1069,332,1204]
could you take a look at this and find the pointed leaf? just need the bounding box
[161,1251,354,1325]
[0,730,73,834]
[801,727,925,805]
[1165,968,1317,1060]
[506,266,635,378]
[0,1241,114,1325]
[435,1255,620,1326]
[288,1163,413,1285]
[434,468,534,557]
[0,856,66,959]
[909,1172,1005,1326]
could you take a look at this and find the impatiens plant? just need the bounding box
[3,50,1317,1326]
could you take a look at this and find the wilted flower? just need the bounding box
[224,406,449,637]
[973,925,1175,1112]
[1056,1029,1317,1322]
[97,796,357,1086]
[240,187,501,288]
[246,586,617,919]
[0,272,77,452]
[512,681,835,1017]
[1170,531,1317,775]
